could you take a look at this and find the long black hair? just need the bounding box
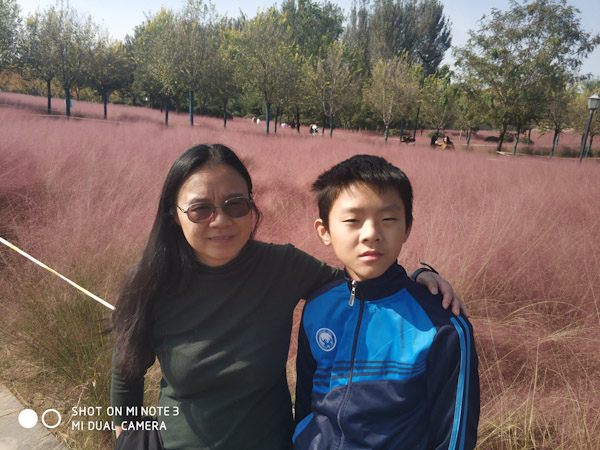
[111,144,260,380]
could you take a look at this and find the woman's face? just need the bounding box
[174,164,253,267]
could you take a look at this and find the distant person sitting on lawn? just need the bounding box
[294,155,480,449]
[442,136,454,149]
[435,135,454,149]
[430,133,438,146]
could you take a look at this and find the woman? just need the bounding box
[111,144,465,449]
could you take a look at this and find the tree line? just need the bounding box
[0,0,598,152]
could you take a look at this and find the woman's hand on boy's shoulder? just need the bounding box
[412,271,470,318]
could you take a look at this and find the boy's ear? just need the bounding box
[314,219,332,246]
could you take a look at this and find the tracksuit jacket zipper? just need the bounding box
[336,279,364,449]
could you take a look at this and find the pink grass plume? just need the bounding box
[0,236,115,311]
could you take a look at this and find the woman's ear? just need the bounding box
[314,218,332,246]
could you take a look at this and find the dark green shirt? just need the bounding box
[111,241,339,449]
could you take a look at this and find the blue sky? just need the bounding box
[16,0,600,76]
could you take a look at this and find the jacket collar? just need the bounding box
[344,262,409,301]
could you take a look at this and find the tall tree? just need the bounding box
[21,11,58,113]
[86,32,132,119]
[281,0,344,58]
[0,0,21,72]
[176,0,218,126]
[131,8,180,125]
[305,41,356,136]
[413,0,452,76]
[420,70,457,133]
[343,0,370,74]
[240,8,293,135]
[454,82,484,149]
[367,0,451,75]
[537,78,576,157]
[206,22,243,128]
[454,0,599,151]
[47,1,96,117]
[129,20,163,110]
[280,0,344,131]
[363,53,419,141]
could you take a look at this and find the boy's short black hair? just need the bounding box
[312,154,413,229]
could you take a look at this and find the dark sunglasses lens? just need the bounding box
[187,204,214,222]
[223,199,251,218]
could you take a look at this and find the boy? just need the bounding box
[293,155,479,449]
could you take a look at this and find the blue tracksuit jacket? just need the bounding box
[293,263,479,449]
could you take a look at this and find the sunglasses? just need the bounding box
[176,197,253,223]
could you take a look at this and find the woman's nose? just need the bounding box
[208,207,232,227]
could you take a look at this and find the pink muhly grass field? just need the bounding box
[1,93,600,448]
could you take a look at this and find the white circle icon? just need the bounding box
[18,409,38,428]
[42,409,62,429]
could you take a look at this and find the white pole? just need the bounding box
[0,237,115,311]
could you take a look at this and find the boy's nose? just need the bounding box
[360,221,381,242]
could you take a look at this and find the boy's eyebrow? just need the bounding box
[339,204,403,213]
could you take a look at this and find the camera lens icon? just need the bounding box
[18,409,62,429]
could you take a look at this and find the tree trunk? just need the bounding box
[329,115,334,137]
[223,99,228,128]
[412,104,421,139]
[47,79,52,114]
[295,105,300,133]
[165,100,169,126]
[274,107,279,134]
[265,102,271,135]
[65,87,71,117]
[189,90,194,126]
[497,123,508,151]
[102,88,108,120]
[398,120,404,145]
[466,130,471,148]
[385,125,389,142]
[550,129,559,157]
[527,129,531,146]
[513,125,521,155]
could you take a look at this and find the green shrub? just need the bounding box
[426,131,445,139]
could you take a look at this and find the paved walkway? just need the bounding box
[0,385,66,450]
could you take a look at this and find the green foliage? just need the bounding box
[281,0,344,58]
[351,0,451,76]
[239,7,295,133]
[86,34,133,118]
[363,53,419,137]
[303,41,358,135]
[4,0,599,139]
[0,0,21,71]
[454,0,600,151]
[420,70,457,131]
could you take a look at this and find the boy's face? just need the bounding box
[315,183,411,282]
